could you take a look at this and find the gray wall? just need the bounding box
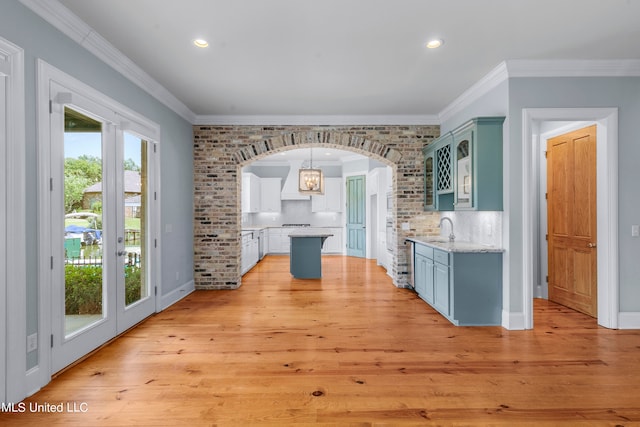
[0,2,194,370]
[437,75,640,319]
[508,76,640,313]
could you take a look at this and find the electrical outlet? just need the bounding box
[27,333,38,352]
[632,225,639,237]
[401,222,410,231]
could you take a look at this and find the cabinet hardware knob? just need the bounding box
[587,242,597,248]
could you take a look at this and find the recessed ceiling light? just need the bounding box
[193,39,209,48]
[426,39,443,49]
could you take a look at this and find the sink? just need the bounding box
[422,237,450,243]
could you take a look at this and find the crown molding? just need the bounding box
[505,59,640,77]
[194,114,440,126]
[438,62,509,124]
[17,0,640,127]
[19,0,196,124]
[439,59,640,124]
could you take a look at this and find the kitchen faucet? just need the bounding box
[439,217,455,242]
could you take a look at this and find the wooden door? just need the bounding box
[547,125,597,317]
[346,175,366,257]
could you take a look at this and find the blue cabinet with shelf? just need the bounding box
[423,117,504,211]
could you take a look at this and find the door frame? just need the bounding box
[522,108,618,329]
[0,36,26,403]
[36,60,161,387]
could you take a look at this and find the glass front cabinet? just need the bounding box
[423,117,504,211]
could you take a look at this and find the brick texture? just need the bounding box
[193,126,441,289]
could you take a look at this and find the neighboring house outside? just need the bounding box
[83,170,141,215]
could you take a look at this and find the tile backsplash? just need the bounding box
[243,200,343,227]
[439,211,503,247]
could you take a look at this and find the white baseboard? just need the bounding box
[502,310,526,330]
[25,365,43,399]
[618,312,640,329]
[161,279,195,310]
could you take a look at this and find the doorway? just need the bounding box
[546,125,597,317]
[38,61,160,375]
[346,175,366,257]
[522,108,619,330]
[0,36,25,403]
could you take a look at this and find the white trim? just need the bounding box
[161,280,195,310]
[619,312,640,329]
[522,108,619,329]
[440,60,640,127]
[194,114,440,126]
[1,36,26,403]
[505,59,640,78]
[439,62,509,124]
[502,310,526,331]
[15,0,640,126]
[36,59,163,388]
[19,0,195,124]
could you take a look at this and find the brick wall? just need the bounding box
[193,125,442,289]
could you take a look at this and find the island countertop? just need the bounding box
[406,237,504,253]
[288,229,334,238]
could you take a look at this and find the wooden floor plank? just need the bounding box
[2,255,640,426]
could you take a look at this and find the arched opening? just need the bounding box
[235,133,399,284]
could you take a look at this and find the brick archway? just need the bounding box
[231,131,402,165]
[193,124,440,290]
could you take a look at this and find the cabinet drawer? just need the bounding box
[434,249,449,265]
[415,243,433,259]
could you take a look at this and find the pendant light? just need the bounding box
[298,147,324,195]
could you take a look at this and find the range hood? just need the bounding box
[281,160,311,200]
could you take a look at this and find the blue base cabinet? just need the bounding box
[413,243,502,326]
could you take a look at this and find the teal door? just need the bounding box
[346,175,366,257]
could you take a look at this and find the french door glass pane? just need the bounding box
[123,133,148,307]
[63,107,104,336]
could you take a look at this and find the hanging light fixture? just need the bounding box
[298,147,324,195]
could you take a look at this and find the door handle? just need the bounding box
[117,250,126,256]
[587,242,597,248]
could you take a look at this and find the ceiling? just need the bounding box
[52,0,640,123]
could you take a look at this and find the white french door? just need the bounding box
[1,56,7,404]
[48,79,157,373]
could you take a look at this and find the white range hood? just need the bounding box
[280,160,310,200]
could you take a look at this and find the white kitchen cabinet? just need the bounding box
[241,231,260,275]
[259,178,282,212]
[312,178,342,212]
[267,227,295,253]
[321,227,343,254]
[241,173,261,213]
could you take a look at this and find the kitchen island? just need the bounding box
[289,229,334,279]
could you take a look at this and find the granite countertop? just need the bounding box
[288,228,334,238]
[406,237,504,253]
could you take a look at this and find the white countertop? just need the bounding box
[406,237,504,253]
[288,229,334,238]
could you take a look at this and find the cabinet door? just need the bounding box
[424,257,435,304]
[434,262,450,316]
[454,130,473,209]
[424,152,436,210]
[260,178,281,212]
[436,143,453,194]
[312,178,342,212]
[242,173,260,213]
[414,254,427,296]
[268,229,281,253]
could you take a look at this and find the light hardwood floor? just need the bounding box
[3,255,640,426]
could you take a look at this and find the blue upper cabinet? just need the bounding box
[422,132,454,211]
[424,117,505,211]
